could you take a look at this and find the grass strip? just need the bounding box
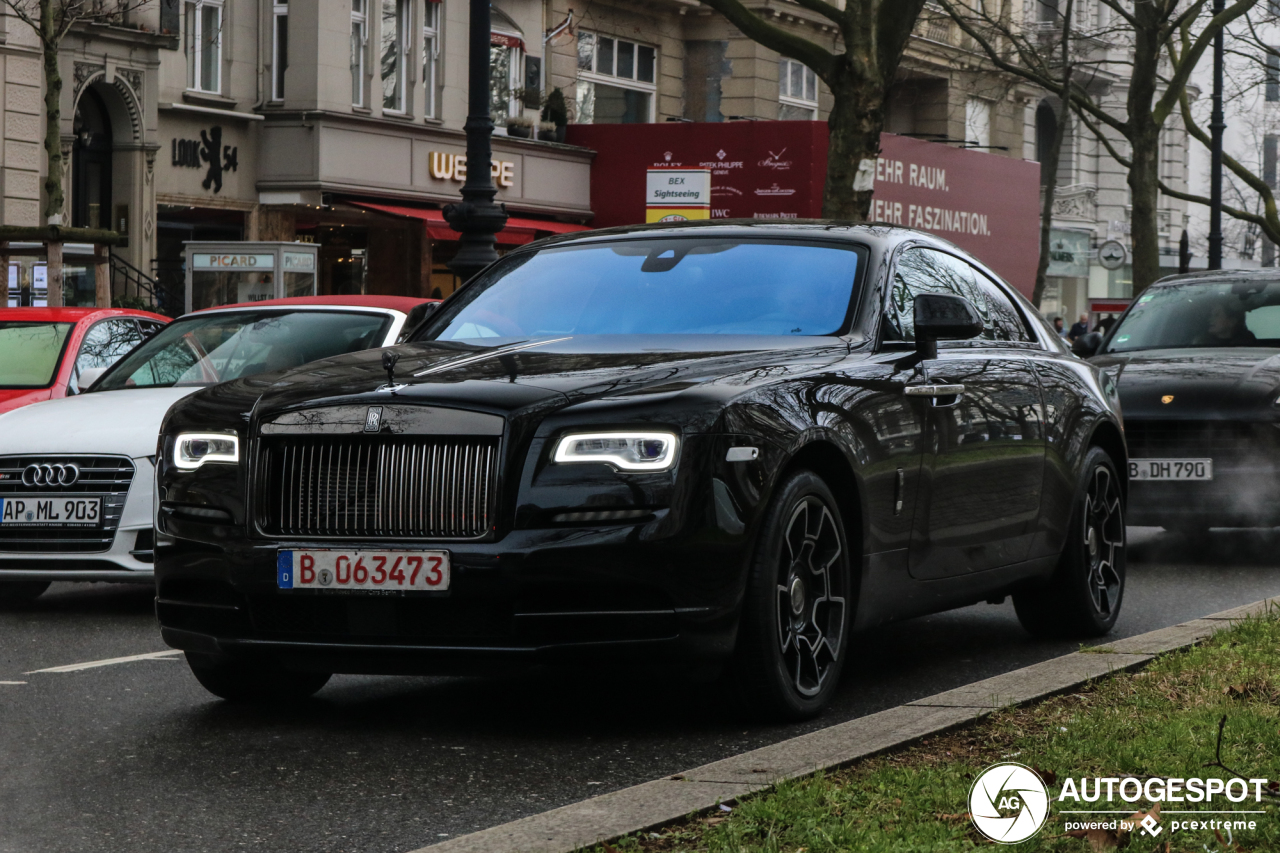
[595,612,1280,852]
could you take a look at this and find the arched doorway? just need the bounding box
[1035,99,1058,187]
[72,87,113,230]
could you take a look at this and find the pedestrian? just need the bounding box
[1096,313,1116,334]
[1053,316,1066,337]
[1068,313,1089,341]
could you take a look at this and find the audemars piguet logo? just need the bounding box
[364,407,383,433]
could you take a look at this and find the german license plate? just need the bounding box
[276,549,450,592]
[0,496,102,527]
[1129,459,1213,481]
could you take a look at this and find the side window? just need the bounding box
[76,319,144,373]
[968,266,1033,343]
[885,248,1030,344]
[884,248,975,342]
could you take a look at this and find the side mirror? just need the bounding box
[74,366,108,392]
[1072,331,1103,359]
[913,293,984,359]
[397,301,440,344]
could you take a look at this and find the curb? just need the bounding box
[409,596,1279,853]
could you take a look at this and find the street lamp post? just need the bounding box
[444,0,509,283]
[1208,0,1225,271]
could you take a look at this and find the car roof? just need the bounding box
[0,306,169,323]
[1153,269,1280,288]
[517,218,956,254]
[199,295,434,314]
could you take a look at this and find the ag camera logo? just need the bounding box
[970,763,1050,843]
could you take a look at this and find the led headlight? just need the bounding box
[553,431,679,471]
[174,433,240,471]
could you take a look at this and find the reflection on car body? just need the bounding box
[154,222,1128,720]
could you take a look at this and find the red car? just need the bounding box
[0,307,170,415]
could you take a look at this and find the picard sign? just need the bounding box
[192,253,275,270]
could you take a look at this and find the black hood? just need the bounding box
[250,335,852,423]
[1092,347,1280,419]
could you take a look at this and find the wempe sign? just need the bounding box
[567,122,1040,297]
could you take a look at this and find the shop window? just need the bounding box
[272,0,288,101]
[490,34,523,126]
[184,0,223,94]
[778,58,817,120]
[575,31,656,124]
[423,2,440,118]
[352,0,368,107]
[381,0,409,113]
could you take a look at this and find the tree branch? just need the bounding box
[698,0,836,78]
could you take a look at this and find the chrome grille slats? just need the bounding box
[258,437,497,539]
[0,455,136,553]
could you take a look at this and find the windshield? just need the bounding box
[0,322,72,388]
[1106,280,1280,353]
[92,310,392,391]
[420,238,863,343]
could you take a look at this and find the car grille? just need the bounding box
[0,455,135,553]
[256,438,499,539]
[1124,420,1280,465]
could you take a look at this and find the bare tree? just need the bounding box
[696,0,928,220]
[0,0,149,305]
[943,0,1258,296]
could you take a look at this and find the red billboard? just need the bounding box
[566,122,1041,296]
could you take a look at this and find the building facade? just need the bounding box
[2,1,1083,309]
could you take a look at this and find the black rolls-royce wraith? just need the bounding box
[155,222,1127,720]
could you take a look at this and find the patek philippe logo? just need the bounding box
[364,407,384,433]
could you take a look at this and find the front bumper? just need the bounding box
[155,517,751,674]
[1128,463,1280,527]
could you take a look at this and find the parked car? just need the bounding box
[0,307,170,415]
[0,295,430,604]
[1079,270,1280,533]
[155,222,1127,720]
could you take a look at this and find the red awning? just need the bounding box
[348,200,589,245]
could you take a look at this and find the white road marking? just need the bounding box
[25,650,182,674]
[0,681,27,685]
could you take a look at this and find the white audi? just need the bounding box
[0,295,431,602]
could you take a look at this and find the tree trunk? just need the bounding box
[46,240,63,307]
[822,64,885,221]
[40,0,66,304]
[1034,99,1069,310]
[1128,118,1162,295]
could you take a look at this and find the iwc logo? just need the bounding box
[969,763,1050,844]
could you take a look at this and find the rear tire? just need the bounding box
[186,652,331,702]
[0,581,51,605]
[1015,446,1125,638]
[726,470,852,722]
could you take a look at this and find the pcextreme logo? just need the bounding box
[969,763,1050,843]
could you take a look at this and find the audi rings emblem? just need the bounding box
[22,463,81,487]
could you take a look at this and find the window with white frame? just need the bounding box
[575,31,656,124]
[381,0,409,113]
[966,97,992,148]
[185,0,222,94]
[272,0,288,101]
[490,34,523,126]
[778,59,817,120]
[423,2,440,118]
[351,0,368,107]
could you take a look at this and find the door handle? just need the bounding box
[903,384,965,397]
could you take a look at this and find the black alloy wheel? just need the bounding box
[1015,446,1126,638]
[0,580,51,606]
[728,470,852,721]
[185,652,331,702]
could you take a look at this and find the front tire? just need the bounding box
[186,652,331,702]
[1015,446,1126,638]
[0,580,51,605]
[727,470,852,721]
